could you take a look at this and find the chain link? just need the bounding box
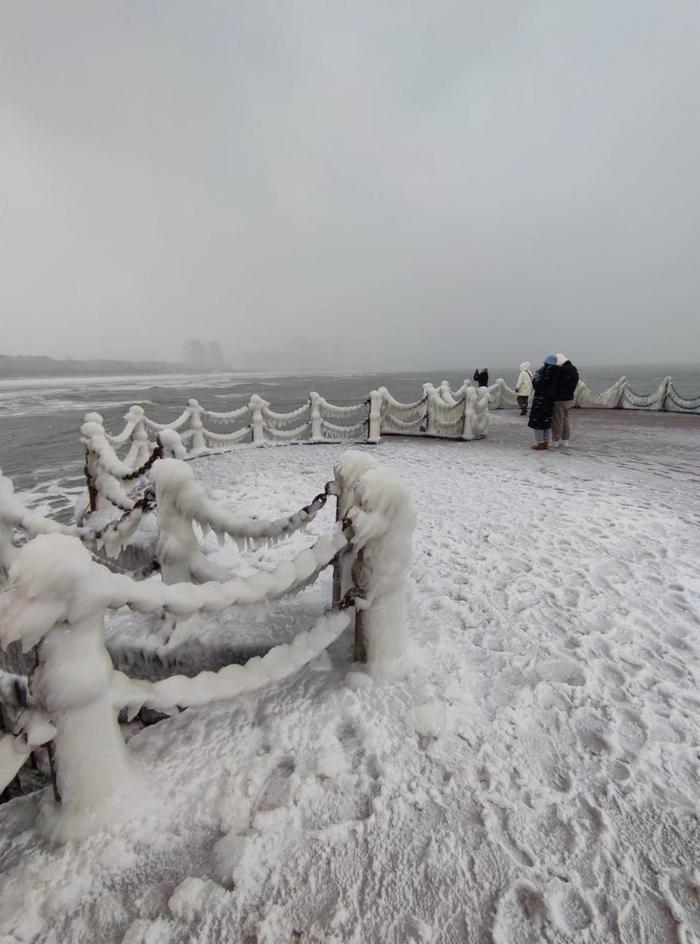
[89,487,156,543]
[120,441,164,480]
[339,587,366,610]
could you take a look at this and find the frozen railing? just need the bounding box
[569,376,699,414]
[95,383,491,454]
[77,385,490,517]
[77,373,699,520]
[152,459,338,584]
[0,469,158,582]
[480,374,699,414]
[380,383,492,439]
[0,452,415,841]
[0,472,78,580]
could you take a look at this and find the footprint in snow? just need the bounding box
[492,881,548,944]
[615,711,647,761]
[550,886,594,933]
[574,713,611,757]
[538,658,586,688]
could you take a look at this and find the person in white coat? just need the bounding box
[515,361,533,415]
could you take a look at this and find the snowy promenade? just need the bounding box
[1,410,699,943]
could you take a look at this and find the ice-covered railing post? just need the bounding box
[248,394,268,444]
[461,387,478,440]
[0,481,17,580]
[367,390,382,444]
[187,399,206,452]
[81,415,134,515]
[0,536,143,841]
[153,458,229,584]
[82,412,106,513]
[0,470,79,581]
[309,392,323,442]
[335,452,416,678]
[421,384,436,435]
[122,406,150,468]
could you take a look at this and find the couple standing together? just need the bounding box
[516,355,579,451]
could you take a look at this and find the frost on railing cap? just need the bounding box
[0,534,100,652]
[248,393,270,408]
[158,428,188,459]
[123,404,145,422]
[334,450,377,516]
[347,462,416,550]
[80,419,107,443]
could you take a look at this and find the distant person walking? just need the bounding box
[515,361,533,415]
[552,353,580,447]
[473,368,489,387]
[528,355,559,450]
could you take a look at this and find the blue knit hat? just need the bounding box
[544,355,557,365]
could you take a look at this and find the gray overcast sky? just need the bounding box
[1,0,699,369]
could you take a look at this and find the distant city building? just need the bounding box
[184,339,225,370]
[207,341,224,369]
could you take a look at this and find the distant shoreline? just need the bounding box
[0,354,198,379]
[2,353,699,382]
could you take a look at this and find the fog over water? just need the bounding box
[2,2,700,370]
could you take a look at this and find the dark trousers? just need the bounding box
[517,395,529,416]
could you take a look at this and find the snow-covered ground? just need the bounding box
[1,410,699,944]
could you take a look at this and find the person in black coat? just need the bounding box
[551,354,580,447]
[528,355,559,450]
[473,368,489,387]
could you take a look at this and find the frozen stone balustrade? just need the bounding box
[0,452,415,840]
[92,383,494,464]
[577,376,700,413]
[78,386,491,519]
[83,374,698,505]
[466,374,699,414]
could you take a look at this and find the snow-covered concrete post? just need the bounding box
[0,517,14,580]
[462,387,491,440]
[350,461,415,677]
[422,384,437,436]
[82,412,105,512]
[154,460,198,584]
[461,387,477,440]
[0,474,17,579]
[249,395,267,445]
[0,534,142,841]
[158,428,188,459]
[80,417,131,514]
[333,453,375,612]
[152,459,229,587]
[367,390,382,444]
[309,392,323,441]
[487,379,503,410]
[187,399,206,452]
[473,388,491,438]
[123,406,150,468]
[336,453,415,678]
